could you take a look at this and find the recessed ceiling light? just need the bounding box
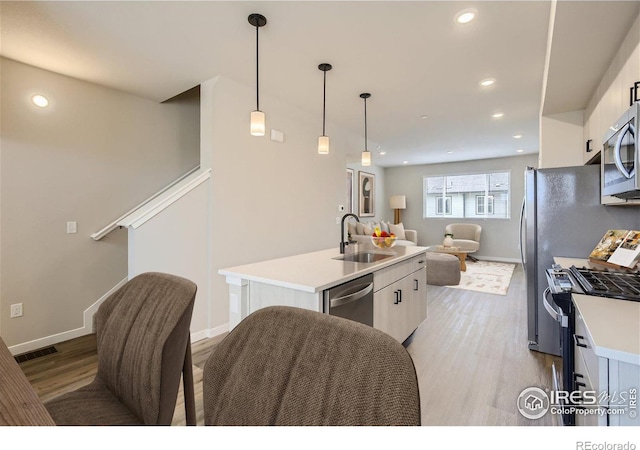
[420,115,429,119]
[513,134,523,139]
[32,94,49,108]
[447,151,454,154]
[403,161,409,165]
[492,112,504,118]
[516,149,524,153]
[455,8,478,24]
[479,78,495,87]
[380,151,386,155]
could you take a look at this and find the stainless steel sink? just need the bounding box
[334,251,395,263]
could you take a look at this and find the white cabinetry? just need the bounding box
[222,247,429,343]
[373,254,427,343]
[574,310,640,426]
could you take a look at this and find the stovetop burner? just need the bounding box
[569,266,640,302]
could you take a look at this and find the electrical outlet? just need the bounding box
[10,303,23,318]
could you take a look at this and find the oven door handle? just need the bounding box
[543,288,568,328]
[613,122,636,179]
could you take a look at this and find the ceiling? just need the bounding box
[1,1,638,167]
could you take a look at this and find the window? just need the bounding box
[436,196,452,215]
[476,195,494,215]
[424,171,510,219]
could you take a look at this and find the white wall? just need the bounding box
[539,110,584,168]
[127,179,211,341]
[0,58,200,346]
[385,154,539,262]
[204,76,365,331]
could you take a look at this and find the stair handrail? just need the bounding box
[90,166,205,241]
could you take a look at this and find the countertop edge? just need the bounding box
[218,246,428,293]
[218,270,318,293]
[572,294,640,365]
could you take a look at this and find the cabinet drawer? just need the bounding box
[373,253,426,292]
[574,344,597,398]
[574,347,608,425]
[574,312,607,395]
[573,351,595,421]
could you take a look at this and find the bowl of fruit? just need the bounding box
[371,228,397,249]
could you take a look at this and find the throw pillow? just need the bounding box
[380,221,390,233]
[363,224,373,236]
[347,222,357,237]
[356,222,365,235]
[389,222,406,240]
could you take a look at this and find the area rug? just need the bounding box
[447,260,516,296]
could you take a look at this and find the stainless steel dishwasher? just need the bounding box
[323,273,374,326]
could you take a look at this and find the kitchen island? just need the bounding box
[219,244,428,343]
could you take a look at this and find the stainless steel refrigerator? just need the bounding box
[520,165,640,356]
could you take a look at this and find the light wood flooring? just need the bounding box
[407,263,559,425]
[18,263,559,426]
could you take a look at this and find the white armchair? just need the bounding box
[445,223,482,255]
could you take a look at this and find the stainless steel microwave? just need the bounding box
[602,102,640,199]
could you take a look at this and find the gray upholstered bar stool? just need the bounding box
[45,272,197,426]
[202,306,421,426]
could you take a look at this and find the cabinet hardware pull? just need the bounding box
[575,381,586,389]
[414,279,419,290]
[574,334,587,348]
[394,291,399,305]
[574,373,584,380]
[398,289,402,303]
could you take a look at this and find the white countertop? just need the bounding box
[219,244,428,293]
[554,256,640,365]
[572,294,640,365]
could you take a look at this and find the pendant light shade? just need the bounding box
[318,63,332,154]
[248,13,267,136]
[361,149,371,166]
[251,111,265,136]
[318,135,330,154]
[360,93,372,166]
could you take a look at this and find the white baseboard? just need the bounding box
[191,323,228,343]
[478,256,522,264]
[9,277,227,355]
[83,278,130,333]
[8,278,226,356]
[8,277,129,356]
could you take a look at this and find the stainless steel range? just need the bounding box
[544,265,640,425]
[569,266,640,301]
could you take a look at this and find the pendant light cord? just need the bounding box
[255,25,260,111]
[364,97,368,152]
[322,71,327,135]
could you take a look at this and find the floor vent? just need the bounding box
[14,346,58,363]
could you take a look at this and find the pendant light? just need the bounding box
[248,13,267,136]
[360,93,372,166]
[318,63,332,154]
